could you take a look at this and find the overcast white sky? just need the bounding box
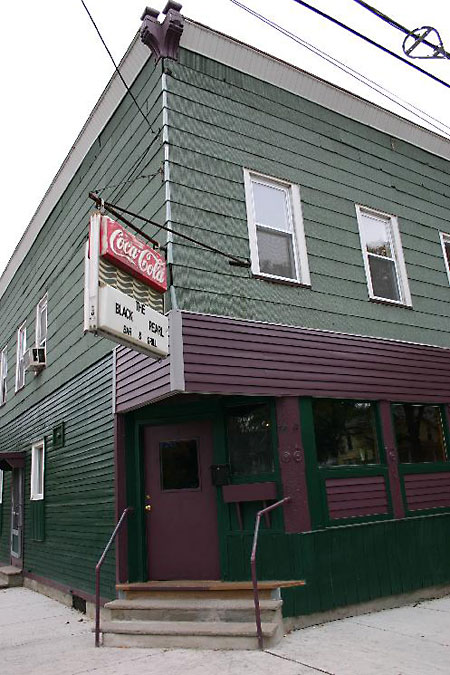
[1,0,449,277]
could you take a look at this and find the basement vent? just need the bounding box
[72,594,86,614]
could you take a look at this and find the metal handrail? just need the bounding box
[95,506,134,647]
[250,497,291,650]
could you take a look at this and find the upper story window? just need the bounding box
[31,440,45,500]
[392,403,447,464]
[0,346,7,406]
[440,232,450,285]
[243,170,311,285]
[15,322,26,392]
[313,399,380,466]
[356,206,412,306]
[36,294,48,352]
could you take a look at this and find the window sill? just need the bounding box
[252,274,311,289]
[369,296,413,309]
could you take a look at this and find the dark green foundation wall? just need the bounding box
[128,397,450,618]
[0,356,115,599]
[226,514,450,618]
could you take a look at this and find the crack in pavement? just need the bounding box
[266,649,336,675]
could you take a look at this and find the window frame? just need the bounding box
[243,169,311,286]
[36,293,48,353]
[355,205,412,307]
[0,346,7,406]
[15,322,27,392]
[439,232,450,286]
[31,440,45,501]
[391,402,449,466]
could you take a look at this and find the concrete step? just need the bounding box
[105,597,282,623]
[0,566,23,588]
[101,619,282,650]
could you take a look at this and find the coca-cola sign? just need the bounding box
[99,216,167,293]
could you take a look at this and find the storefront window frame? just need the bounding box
[392,402,450,467]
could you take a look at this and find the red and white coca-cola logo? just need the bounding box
[100,217,167,293]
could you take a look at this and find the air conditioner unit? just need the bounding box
[24,347,46,372]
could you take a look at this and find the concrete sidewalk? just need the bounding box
[1,587,450,674]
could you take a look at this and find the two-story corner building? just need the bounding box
[1,2,450,645]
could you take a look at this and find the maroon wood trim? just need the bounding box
[23,571,109,607]
[222,482,277,503]
[114,414,128,585]
[275,397,311,533]
[379,400,405,519]
[0,452,25,471]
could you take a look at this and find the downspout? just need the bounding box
[161,60,178,310]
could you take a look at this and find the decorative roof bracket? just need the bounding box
[140,2,184,62]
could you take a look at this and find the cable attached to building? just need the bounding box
[88,192,251,268]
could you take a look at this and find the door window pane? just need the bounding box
[392,404,447,463]
[160,440,199,490]
[227,404,274,475]
[257,228,296,279]
[368,255,400,301]
[313,399,379,466]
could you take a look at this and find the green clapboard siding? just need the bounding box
[166,49,450,348]
[225,513,450,617]
[0,56,166,428]
[0,355,115,599]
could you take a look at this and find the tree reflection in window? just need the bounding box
[392,404,447,463]
[313,399,379,466]
[226,404,274,475]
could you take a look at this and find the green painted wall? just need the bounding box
[0,355,115,598]
[166,49,450,348]
[225,513,450,617]
[0,55,166,428]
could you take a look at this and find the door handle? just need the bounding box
[145,504,152,511]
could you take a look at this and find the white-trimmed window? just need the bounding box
[36,294,48,352]
[15,322,26,392]
[31,441,45,501]
[356,206,412,306]
[0,346,7,406]
[243,170,310,285]
[440,232,450,285]
[0,470,3,504]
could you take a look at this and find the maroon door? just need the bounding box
[143,420,220,580]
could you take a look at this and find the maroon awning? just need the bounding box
[0,452,25,471]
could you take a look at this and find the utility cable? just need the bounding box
[89,193,251,268]
[352,0,450,59]
[80,0,157,133]
[289,0,450,90]
[230,0,450,138]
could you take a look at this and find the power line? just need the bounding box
[229,0,450,138]
[353,0,450,59]
[290,0,450,90]
[79,0,156,133]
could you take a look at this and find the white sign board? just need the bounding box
[98,285,168,357]
[84,212,169,358]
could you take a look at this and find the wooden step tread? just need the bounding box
[101,620,278,637]
[116,580,305,592]
[106,598,282,611]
